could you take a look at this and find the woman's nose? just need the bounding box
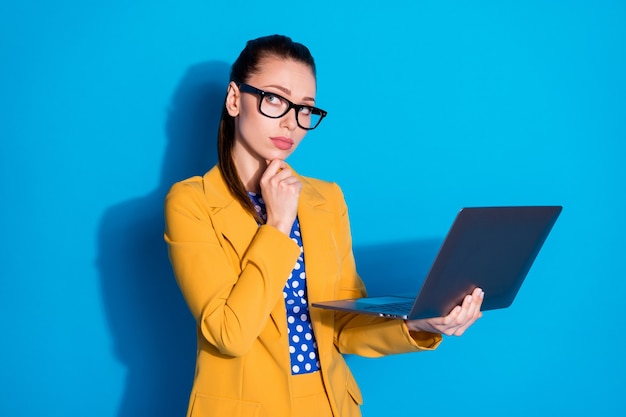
[280,107,298,130]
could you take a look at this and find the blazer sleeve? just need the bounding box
[164,179,301,357]
[329,183,443,356]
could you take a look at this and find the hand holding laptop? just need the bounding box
[405,287,484,336]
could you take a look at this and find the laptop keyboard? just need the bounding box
[361,301,413,314]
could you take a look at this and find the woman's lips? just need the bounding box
[270,136,294,150]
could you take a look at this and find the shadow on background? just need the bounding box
[97,61,229,416]
[354,239,443,297]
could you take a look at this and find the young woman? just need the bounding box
[164,34,483,417]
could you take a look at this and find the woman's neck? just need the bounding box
[233,156,265,194]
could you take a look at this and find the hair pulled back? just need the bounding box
[217,35,316,222]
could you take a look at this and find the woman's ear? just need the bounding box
[225,81,240,117]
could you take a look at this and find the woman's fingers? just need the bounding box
[260,160,302,235]
[409,287,484,336]
[450,288,484,335]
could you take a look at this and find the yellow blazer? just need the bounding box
[164,165,442,417]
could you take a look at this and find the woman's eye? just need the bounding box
[299,106,312,116]
[264,94,282,105]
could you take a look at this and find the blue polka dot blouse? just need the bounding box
[248,192,321,375]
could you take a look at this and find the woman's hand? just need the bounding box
[405,287,484,336]
[260,159,302,236]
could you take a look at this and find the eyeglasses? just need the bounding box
[236,82,327,130]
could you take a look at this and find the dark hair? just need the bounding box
[217,35,316,223]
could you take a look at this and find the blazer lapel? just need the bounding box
[297,178,336,344]
[298,181,332,303]
[202,167,258,260]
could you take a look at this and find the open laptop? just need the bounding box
[312,206,562,320]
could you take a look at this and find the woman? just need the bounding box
[164,34,483,417]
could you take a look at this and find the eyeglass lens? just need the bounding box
[259,94,322,130]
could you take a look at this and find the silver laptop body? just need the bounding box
[312,206,562,320]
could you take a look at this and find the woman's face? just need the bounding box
[227,56,317,168]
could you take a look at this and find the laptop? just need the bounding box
[312,206,562,320]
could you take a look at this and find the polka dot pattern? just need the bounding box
[248,192,320,375]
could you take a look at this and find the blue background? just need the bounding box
[1,1,624,416]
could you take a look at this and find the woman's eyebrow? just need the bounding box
[264,84,316,103]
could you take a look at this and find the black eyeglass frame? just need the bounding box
[236,82,327,130]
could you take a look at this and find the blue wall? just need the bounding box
[1,1,624,416]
